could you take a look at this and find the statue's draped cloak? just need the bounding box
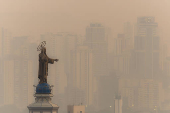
[38,52,55,83]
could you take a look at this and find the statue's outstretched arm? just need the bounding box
[48,56,59,64]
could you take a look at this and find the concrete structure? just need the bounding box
[109,22,133,79]
[114,95,122,113]
[119,78,164,111]
[12,37,37,110]
[67,46,95,106]
[124,22,133,49]
[28,85,59,113]
[0,57,3,106]
[84,23,108,77]
[112,34,132,77]
[28,93,59,113]
[132,17,160,79]
[84,23,108,111]
[3,59,14,105]
[0,28,13,105]
[67,105,85,113]
[0,28,12,57]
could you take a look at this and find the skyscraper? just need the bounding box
[67,46,94,106]
[109,22,133,78]
[12,37,37,111]
[0,28,13,105]
[0,28,12,57]
[84,23,109,111]
[124,22,133,49]
[112,34,131,77]
[114,95,122,113]
[3,59,14,105]
[133,17,160,79]
[119,78,163,111]
[84,23,108,77]
[0,57,3,106]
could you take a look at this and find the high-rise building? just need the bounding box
[0,57,3,106]
[110,22,133,78]
[3,59,14,105]
[84,23,109,111]
[119,78,164,111]
[12,37,37,111]
[161,44,168,72]
[0,28,12,57]
[132,17,160,79]
[84,23,108,77]
[124,22,133,49]
[67,46,94,106]
[114,95,122,113]
[112,34,131,77]
[0,28,13,105]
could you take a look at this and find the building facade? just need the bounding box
[119,78,164,111]
[132,17,160,79]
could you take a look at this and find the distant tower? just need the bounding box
[114,95,122,113]
[84,23,108,110]
[84,23,108,77]
[67,46,93,106]
[0,28,13,106]
[133,17,160,79]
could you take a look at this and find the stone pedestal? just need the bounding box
[27,84,59,113]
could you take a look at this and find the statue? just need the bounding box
[37,41,59,84]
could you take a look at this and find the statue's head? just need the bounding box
[41,47,46,54]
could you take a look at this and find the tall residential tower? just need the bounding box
[132,17,160,79]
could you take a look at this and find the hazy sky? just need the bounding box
[0,0,170,43]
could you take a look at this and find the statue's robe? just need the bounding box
[38,52,55,84]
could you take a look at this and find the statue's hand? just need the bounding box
[55,59,59,62]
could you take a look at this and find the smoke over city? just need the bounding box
[0,0,170,113]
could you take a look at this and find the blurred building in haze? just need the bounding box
[84,23,108,77]
[12,36,37,110]
[0,28,13,106]
[84,23,109,111]
[67,105,85,113]
[114,95,122,113]
[119,78,163,112]
[109,22,133,79]
[132,17,160,79]
[67,46,94,106]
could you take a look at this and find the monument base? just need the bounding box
[27,85,59,113]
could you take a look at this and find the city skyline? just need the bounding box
[1,0,170,51]
[1,1,170,113]
[0,16,170,113]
